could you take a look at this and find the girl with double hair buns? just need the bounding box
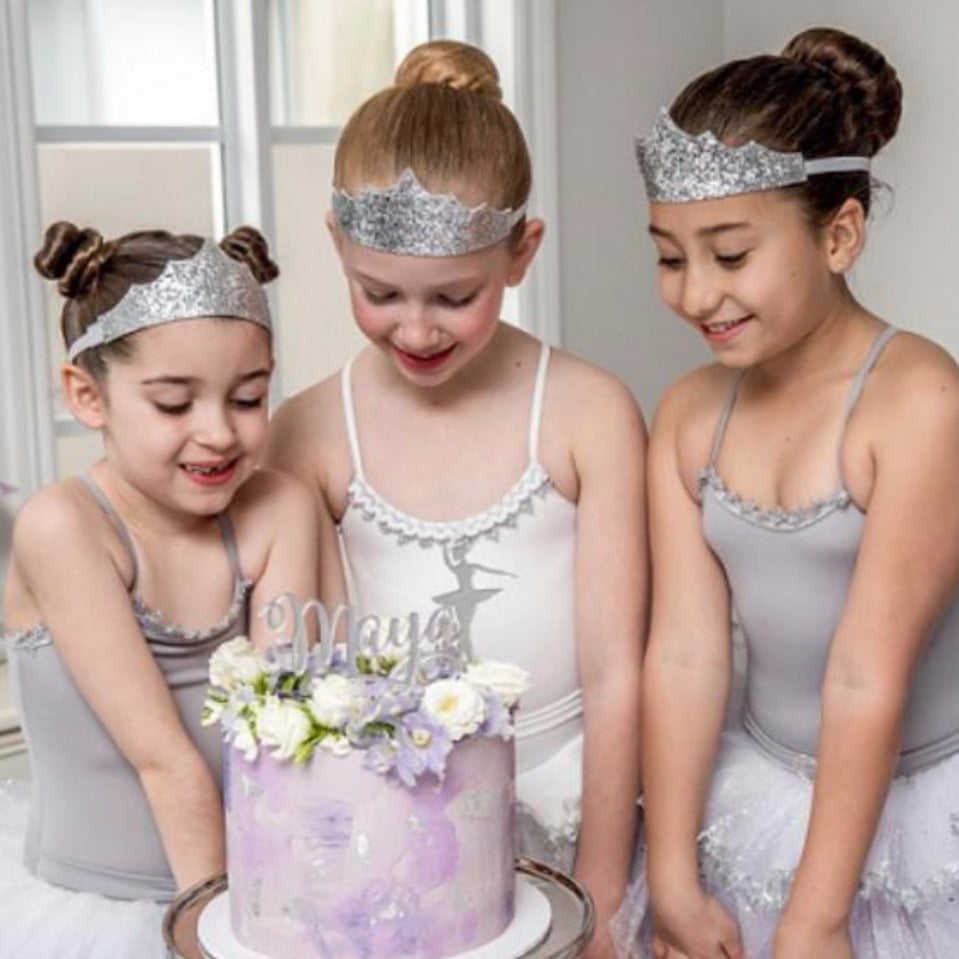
[612,26,959,959]
[267,40,647,957]
[0,224,317,957]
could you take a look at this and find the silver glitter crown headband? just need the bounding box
[67,239,271,362]
[636,108,871,203]
[331,168,526,257]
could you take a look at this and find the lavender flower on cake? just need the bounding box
[203,594,529,786]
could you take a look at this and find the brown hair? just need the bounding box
[333,40,531,223]
[670,27,902,222]
[34,222,278,379]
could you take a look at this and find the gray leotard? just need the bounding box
[700,326,959,776]
[6,477,250,901]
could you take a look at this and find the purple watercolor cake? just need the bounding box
[204,597,530,959]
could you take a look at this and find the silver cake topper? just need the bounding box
[67,238,271,362]
[260,594,469,684]
[636,108,871,203]
[331,168,527,257]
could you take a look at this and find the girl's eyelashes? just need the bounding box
[154,401,190,416]
[437,292,478,308]
[362,288,397,305]
[716,251,749,268]
[231,396,266,410]
[656,255,684,270]
[153,396,265,416]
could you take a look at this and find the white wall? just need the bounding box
[556,1,959,414]
[556,0,720,417]
[723,0,959,360]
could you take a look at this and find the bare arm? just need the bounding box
[568,371,647,954]
[642,380,743,959]
[234,469,322,647]
[265,393,347,607]
[775,359,959,956]
[12,490,223,890]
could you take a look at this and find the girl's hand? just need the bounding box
[653,887,744,959]
[580,922,617,959]
[772,916,853,959]
[651,930,690,959]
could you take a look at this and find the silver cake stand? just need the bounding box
[164,857,594,959]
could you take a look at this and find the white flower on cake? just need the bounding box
[256,696,312,760]
[232,715,259,762]
[308,673,355,729]
[463,660,531,708]
[317,732,352,757]
[209,636,262,690]
[421,679,486,740]
[203,597,529,784]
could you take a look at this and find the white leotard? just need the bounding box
[337,342,582,866]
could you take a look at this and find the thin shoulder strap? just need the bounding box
[842,325,899,424]
[835,325,898,481]
[79,475,139,590]
[340,359,366,480]
[707,371,748,469]
[215,512,244,584]
[528,342,551,464]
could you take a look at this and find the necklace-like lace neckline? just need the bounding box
[345,462,558,547]
[698,466,856,532]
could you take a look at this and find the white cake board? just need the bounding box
[197,875,552,959]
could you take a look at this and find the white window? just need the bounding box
[0,0,559,498]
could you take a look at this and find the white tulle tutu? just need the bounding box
[611,727,959,959]
[0,780,168,959]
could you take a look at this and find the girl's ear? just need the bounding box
[506,218,545,287]
[61,364,107,430]
[823,198,866,274]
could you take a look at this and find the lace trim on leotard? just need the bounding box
[346,463,553,548]
[5,577,252,654]
[697,466,852,532]
[699,815,959,914]
[131,575,252,646]
[6,626,51,654]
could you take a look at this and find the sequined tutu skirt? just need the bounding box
[0,780,168,959]
[514,730,582,872]
[610,727,959,959]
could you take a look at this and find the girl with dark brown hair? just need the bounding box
[612,26,959,959]
[0,223,317,957]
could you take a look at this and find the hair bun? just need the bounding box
[783,27,902,154]
[219,226,279,284]
[394,40,502,100]
[34,221,118,298]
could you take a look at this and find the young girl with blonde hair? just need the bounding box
[267,40,648,957]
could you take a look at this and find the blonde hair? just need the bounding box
[333,40,531,214]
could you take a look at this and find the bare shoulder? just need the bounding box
[266,369,349,486]
[545,347,647,441]
[650,363,737,484]
[233,467,316,518]
[268,374,342,449]
[862,331,959,434]
[12,480,104,561]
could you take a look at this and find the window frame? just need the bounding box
[0,0,561,503]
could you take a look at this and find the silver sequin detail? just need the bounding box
[347,463,551,548]
[332,169,526,257]
[67,239,271,362]
[700,817,959,915]
[698,467,852,532]
[636,109,871,203]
